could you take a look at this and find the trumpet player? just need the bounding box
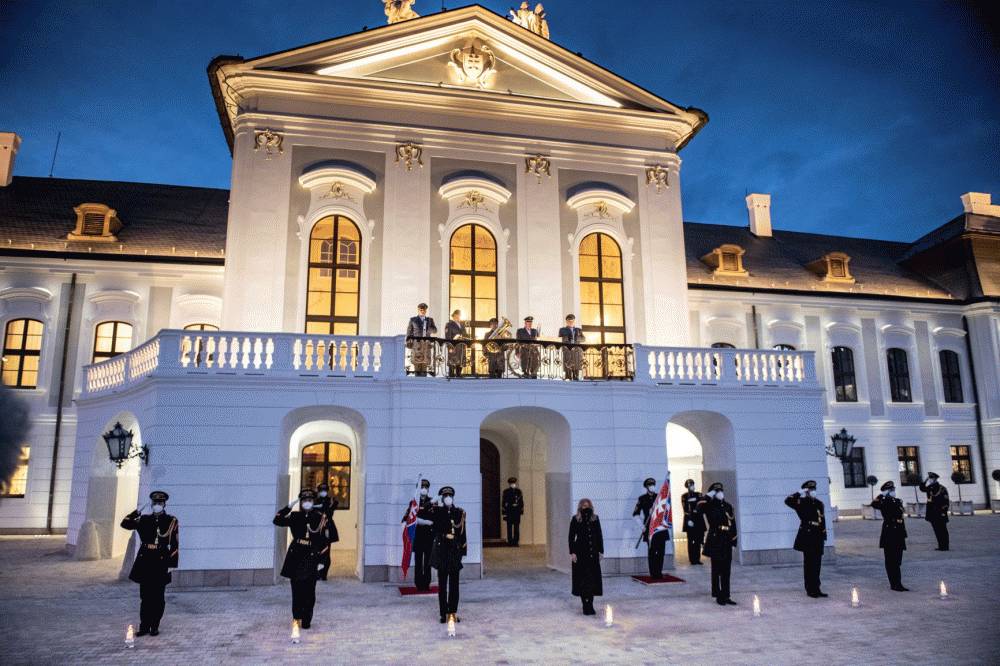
[558,314,585,381]
[444,310,469,378]
[483,317,505,378]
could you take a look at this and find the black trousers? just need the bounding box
[413,545,432,590]
[803,550,823,593]
[506,519,521,545]
[319,551,331,581]
[930,520,949,550]
[138,581,166,630]
[710,551,732,600]
[437,568,460,617]
[290,578,317,624]
[883,546,904,588]
[686,531,704,564]
[648,530,668,577]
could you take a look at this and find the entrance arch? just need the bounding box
[480,439,501,541]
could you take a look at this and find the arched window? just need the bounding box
[2,319,44,389]
[449,224,497,339]
[92,321,133,363]
[773,344,796,351]
[300,441,351,509]
[306,215,361,335]
[183,323,219,332]
[886,347,912,402]
[711,342,736,349]
[831,346,857,402]
[939,349,963,403]
[579,232,625,344]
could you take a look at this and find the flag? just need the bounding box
[648,473,673,540]
[400,475,422,578]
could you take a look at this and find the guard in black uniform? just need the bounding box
[680,479,705,565]
[273,489,329,628]
[869,481,908,591]
[120,490,179,636]
[516,316,540,379]
[701,482,737,605]
[315,483,340,580]
[784,480,828,597]
[401,478,436,590]
[918,472,950,550]
[430,486,467,623]
[632,477,667,578]
[501,477,524,546]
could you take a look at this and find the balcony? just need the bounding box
[81,329,819,398]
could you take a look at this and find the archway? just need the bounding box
[480,439,501,541]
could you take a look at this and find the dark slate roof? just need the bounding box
[0,176,228,262]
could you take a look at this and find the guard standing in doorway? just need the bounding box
[784,480,828,597]
[120,490,179,637]
[273,489,329,628]
[315,482,340,580]
[502,477,524,546]
[701,482,737,605]
[870,480,909,591]
[918,472,950,550]
[430,486,467,623]
[681,479,705,565]
[401,478,436,591]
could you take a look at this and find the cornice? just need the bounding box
[0,287,53,303]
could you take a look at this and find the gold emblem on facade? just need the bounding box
[646,165,669,193]
[395,142,424,171]
[253,129,283,159]
[525,154,551,183]
[449,41,497,89]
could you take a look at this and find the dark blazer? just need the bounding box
[701,498,738,558]
[120,511,179,585]
[316,496,340,544]
[502,487,524,521]
[430,504,467,572]
[557,326,584,344]
[918,482,950,523]
[870,494,907,550]
[568,515,603,597]
[681,491,705,535]
[273,507,329,580]
[406,315,437,338]
[516,327,539,341]
[784,493,827,553]
[401,495,435,549]
[632,491,656,543]
[444,320,467,341]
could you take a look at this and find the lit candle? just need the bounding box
[752,594,761,617]
[604,604,614,627]
[939,580,948,600]
[851,586,860,608]
[291,619,301,644]
[447,615,456,637]
[125,624,135,649]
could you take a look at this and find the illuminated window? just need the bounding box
[2,319,44,389]
[183,323,219,332]
[579,232,626,344]
[449,224,497,340]
[897,446,921,485]
[886,347,912,402]
[831,346,857,402]
[0,447,29,497]
[939,350,963,403]
[305,215,361,335]
[841,446,867,488]
[300,442,351,509]
[949,445,973,483]
[92,321,133,363]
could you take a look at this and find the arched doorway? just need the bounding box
[480,439,501,541]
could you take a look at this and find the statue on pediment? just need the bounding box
[509,2,550,39]
[384,0,419,25]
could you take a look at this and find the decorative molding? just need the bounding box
[645,165,670,193]
[0,287,53,304]
[438,176,512,208]
[566,188,636,217]
[394,142,423,171]
[298,166,376,194]
[320,181,355,202]
[253,129,283,159]
[448,40,497,89]
[86,290,142,325]
[767,318,805,332]
[67,203,121,242]
[172,294,223,329]
[931,326,966,339]
[87,290,141,306]
[525,154,551,183]
[880,324,915,337]
[824,321,862,335]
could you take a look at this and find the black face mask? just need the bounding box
[581,507,593,518]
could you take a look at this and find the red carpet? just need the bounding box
[398,585,439,595]
[631,574,685,584]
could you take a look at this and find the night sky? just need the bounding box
[2,1,997,241]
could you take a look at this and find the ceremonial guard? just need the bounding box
[501,477,524,546]
[918,472,950,550]
[406,303,437,376]
[680,479,705,565]
[568,498,604,615]
[516,316,540,378]
[869,481,908,591]
[701,482,738,605]
[632,477,667,578]
[430,486,467,623]
[444,310,469,378]
[557,314,585,380]
[120,490,179,636]
[483,317,505,378]
[784,480,828,597]
[315,482,340,581]
[401,478,436,591]
[273,489,329,628]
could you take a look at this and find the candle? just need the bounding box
[125,624,135,649]
[447,615,456,637]
[939,580,948,600]
[851,586,860,608]
[604,604,614,627]
[291,619,301,644]
[752,594,761,617]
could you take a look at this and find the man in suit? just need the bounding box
[482,317,505,378]
[406,303,437,376]
[784,480,828,597]
[516,316,540,378]
[918,472,950,551]
[444,310,469,378]
[557,314,585,380]
[870,480,908,591]
[430,486,467,624]
[680,479,705,565]
[501,477,524,546]
[401,478,436,591]
[701,482,738,605]
[120,490,179,637]
[315,482,339,580]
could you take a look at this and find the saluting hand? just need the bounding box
[287,499,299,510]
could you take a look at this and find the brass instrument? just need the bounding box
[483,316,513,353]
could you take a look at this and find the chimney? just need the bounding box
[746,193,772,237]
[960,192,1000,217]
[0,133,21,187]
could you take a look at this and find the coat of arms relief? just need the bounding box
[449,40,497,89]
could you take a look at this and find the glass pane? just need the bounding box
[95,331,114,353]
[20,370,38,389]
[309,269,333,293]
[601,256,622,278]
[602,305,624,327]
[334,293,358,317]
[302,443,326,464]
[310,239,331,263]
[301,467,326,492]
[338,239,359,265]
[579,255,599,278]
[598,234,621,257]
[328,443,350,463]
[579,234,598,255]
[474,275,496,299]
[450,275,472,299]
[305,321,331,335]
[451,247,472,271]
[602,283,623,305]
[335,270,359,294]
[337,217,360,241]
[474,298,496,320]
[307,292,332,316]
[475,248,497,272]
[603,332,625,344]
[580,304,602,327]
[332,322,358,335]
[450,298,471,319]
[452,225,472,247]
[311,218,334,240]
[115,324,133,353]
[473,225,495,248]
[580,281,600,304]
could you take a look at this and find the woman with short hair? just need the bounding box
[568,498,604,615]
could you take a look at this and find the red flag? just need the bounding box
[648,474,673,539]
[401,497,418,578]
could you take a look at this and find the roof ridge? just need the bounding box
[11,175,230,194]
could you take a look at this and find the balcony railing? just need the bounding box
[80,329,818,398]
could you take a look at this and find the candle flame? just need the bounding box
[851,586,860,607]
[125,624,135,647]
[939,580,948,598]
[447,615,456,637]
[604,604,614,627]
[752,594,761,616]
[291,619,301,643]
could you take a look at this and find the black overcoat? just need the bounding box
[568,515,604,597]
[784,494,827,553]
[120,511,179,585]
[273,507,329,580]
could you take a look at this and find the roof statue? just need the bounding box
[384,0,419,25]
[509,2,550,39]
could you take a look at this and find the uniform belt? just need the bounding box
[894,519,904,524]
[719,526,730,531]
[144,544,159,550]
[295,538,312,545]
[808,521,821,526]
[445,534,455,540]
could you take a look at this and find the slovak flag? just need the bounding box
[648,474,673,540]
[401,477,421,578]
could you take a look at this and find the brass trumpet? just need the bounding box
[483,316,513,353]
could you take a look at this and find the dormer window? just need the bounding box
[68,203,122,242]
[701,243,748,276]
[807,251,855,284]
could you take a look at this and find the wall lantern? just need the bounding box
[826,428,855,462]
[103,422,148,468]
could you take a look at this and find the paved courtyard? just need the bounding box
[1,515,998,665]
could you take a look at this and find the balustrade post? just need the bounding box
[156,330,183,376]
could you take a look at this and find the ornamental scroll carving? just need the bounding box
[253,129,283,159]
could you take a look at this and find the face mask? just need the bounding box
[887,490,895,498]
[806,490,815,498]
[509,484,516,489]
[581,507,593,517]
[420,488,428,496]
[318,491,328,497]
[443,496,454,507]
[151,504,164,514]
[301,501,314,511]
[686,484,694,491]
[646,485,655,492]
[706,490,716,499]
[926,478,936,485]
[715,492,724,501]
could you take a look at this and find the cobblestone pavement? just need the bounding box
[1,515,998,665]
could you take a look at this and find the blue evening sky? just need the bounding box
[1,1,996,241]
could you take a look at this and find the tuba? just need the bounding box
[483,316,513,353]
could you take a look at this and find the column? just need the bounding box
[516,163,563,333]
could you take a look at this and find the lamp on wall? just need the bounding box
[826,428,855,462]
[103,422,148,468]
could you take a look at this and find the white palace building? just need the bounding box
[1,5,997,585]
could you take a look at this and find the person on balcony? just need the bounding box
[429,486,467,624]
[918,472,950,551]
[315,482,339,581]
[516,315,540,378]
[784,480,827,598]
[444,310,469,378]
[870,480,908,591]
[701,482,738,605]
[681,478,705,565]
[501,477,524,546]
[120,490,179,637]
[569,497,603,615]
[482,317,505,378]
[406,303,437,376]
[273,489,330,629]
[558,314,585,380]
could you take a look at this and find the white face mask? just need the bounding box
[318,491,328,497]
[715,491,724,501]
[887,490,895,498]
[509,484,516,489]
[443,496,454,507]
[646,485,655,492]
[301,501,314,511]
[151,504,164,514]
[806,489,815,498]
[420,488,428,496]
[686,484,694,491]
[706,490,716,499]
[926,478,936,485]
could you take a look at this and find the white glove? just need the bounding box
[687,520,694,527]
[416,518,433,526]
[287,499,299,510]
[317,564,324,571]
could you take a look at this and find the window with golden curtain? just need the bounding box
[578,233,625,344]
[305,215,361,335]
[2,319,44,389]
[300,441,351,509]
[449,224,497,339]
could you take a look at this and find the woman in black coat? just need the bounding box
[568,498,603,615]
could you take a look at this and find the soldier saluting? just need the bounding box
[918,472,950,551]
[120,490,179,637]
[680,479,705,565]
[501,477,524,546]
[701,482,737,605]
[784,480,827,598]
[430,486,467,624]
[273,489,329,628]
[315,482,340,581]
[869,480,908,591]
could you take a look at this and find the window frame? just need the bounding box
[183,323,220,332]
[886,347,912,403]
[91,320,134,364]
[831,345,858,402]
[2,318,44,390]
[448,223,498,339]
[896,446,921,485]
[949,445,974,484]
[299,441,352,509]
[841,446,867,489]
[578,232,626,344]
[0,446,29,498]
[304,215,362,336]
[939,349,964,404]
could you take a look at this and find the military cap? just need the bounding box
[880,480,895,491]
[927,472,939,480]
[420,478,431,489]
[508,477,517,484]
[439,486,455,497]
[801,480,817,490]
[684,478,695,487]
[149,490,169,503]
[644,477,656,486]
[298,488,317,501]
[417,302,428,309]
[523,315,533,322]
[708,482,724,492]
[565,314,576,320]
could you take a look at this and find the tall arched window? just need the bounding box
[831,346,857,402]
[306,215,361,335]
[579,232,625,344]
[92,321,133,363]
[449,223,497,338]
[300,441,351,509]
[183,323,219,332]
[886,347,912,402]
[939,349,963,403]
[2,319,43,389]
